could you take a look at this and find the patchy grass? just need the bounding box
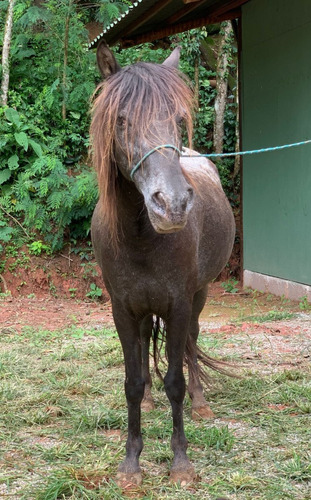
[0,319,311,499]
[236,310,296,324]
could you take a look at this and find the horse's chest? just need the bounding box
[112,257,186,293]
[104,250,194,317]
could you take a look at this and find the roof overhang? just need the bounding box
[89,0,249,49]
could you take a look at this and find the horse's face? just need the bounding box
[93,41,195,235]
[114,117,194,233]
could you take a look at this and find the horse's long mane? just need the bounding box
[90,62,194,247]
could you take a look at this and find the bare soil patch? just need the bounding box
[1,247,107,300]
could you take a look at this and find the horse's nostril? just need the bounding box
[181,187,194,211]
[152,191,166,210]
[188,187,194,202]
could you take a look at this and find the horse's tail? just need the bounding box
[152,316,237,384]
[184,334,237,385]
[152,316,166,381]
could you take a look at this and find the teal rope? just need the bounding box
[130,139,311,178]
[130,144,180,179]
[182,139,311,159]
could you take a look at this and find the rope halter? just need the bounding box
[130,144,181,180]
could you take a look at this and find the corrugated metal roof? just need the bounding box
[89,0,249,48]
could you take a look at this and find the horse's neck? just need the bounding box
[117,175,155,244]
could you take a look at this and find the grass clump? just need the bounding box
[35,467,106,500]
[237,310,295,323]
[77,406,127,431]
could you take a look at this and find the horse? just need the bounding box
[90,41,235,487]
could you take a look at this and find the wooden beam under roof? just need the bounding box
[122,0,173,38]
[167,0,209,25]
[119,8,241,47]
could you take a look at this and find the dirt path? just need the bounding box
[0,294,114,333]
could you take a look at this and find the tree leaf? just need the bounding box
[0,169,12,184]
[18,6,50,28]
[0,137,8,151]
[14,132,29,151]
[0,225,14,242]
[29,139,43,157]
[5,108,21,127]
[15,48,36,60]
[70,112,81,119]
[8,154,19,170]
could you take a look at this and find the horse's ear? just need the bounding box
[96,40,121,79]
[162,46,181,68]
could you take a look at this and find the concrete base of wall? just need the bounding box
[243,270,311,302]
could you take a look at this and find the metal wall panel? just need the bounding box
[241,0,311,285]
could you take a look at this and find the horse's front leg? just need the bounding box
[165,304,196,485]
[112,305,144,487]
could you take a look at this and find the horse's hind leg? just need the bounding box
[187,287,215,420]
[140,315,155,411]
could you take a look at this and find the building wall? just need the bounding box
[241,0,311,287]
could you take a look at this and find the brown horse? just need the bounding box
[90,41,235,487]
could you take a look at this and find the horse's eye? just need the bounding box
[117,116,126,128]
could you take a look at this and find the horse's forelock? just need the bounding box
[90,62,194,248]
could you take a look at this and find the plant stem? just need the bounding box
[62,5,71,120]
[0,204,31,239]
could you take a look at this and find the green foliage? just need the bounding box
[28,240,52,256]
[0,0,103,250]
[0,220,14,252]
[0,103,99,249]
[299,295,311,311]
[238,310,295,323]
[221,278,239,294]
[95,0,130,27]
[86,283,103,300]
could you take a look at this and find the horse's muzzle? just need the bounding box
[148,187,194,233]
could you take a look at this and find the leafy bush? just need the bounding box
[0,0,101,250]
[0,103,98,249]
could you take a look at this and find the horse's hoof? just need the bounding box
[192,405,215,420]
[141,397,155,412]
[170,465,196,486]
[116,471,142,488]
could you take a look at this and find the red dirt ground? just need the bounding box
[0,281,233,334]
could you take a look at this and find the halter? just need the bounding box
[130,144,181,180]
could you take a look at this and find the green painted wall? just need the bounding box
[241,0,311,286]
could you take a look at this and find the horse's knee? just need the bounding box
[125,377,145,404]
[164,370,186,404]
